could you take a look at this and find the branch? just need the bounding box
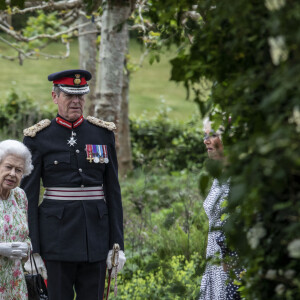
[25,20,94,41]
[77,30,99,36]
[0,35,70,64]
[0,35,38,65]
[138,47,150,67]
[128,23,154,31]
[12,0,83,15]
[138,0,146,33]
[0,23,26,41]
[0,54,17,61]
[78,10,102,30]
[61,9,80,26]
[38,37,70,59]
[0,17,101,42]
[0,35,29,57]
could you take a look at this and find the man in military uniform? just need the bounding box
[21,69,126,300]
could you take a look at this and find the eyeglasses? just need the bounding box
[63,93,85,101]
[203,133,219,141]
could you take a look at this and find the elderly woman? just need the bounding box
[0,140,33,299]
[199,119,241,300]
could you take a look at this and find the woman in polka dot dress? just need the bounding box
[199,119,241,300]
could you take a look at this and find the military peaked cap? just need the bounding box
[48,69,92,95]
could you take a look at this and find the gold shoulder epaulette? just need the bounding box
[23,119,51,137]
[87,116,116,131]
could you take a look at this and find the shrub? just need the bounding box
[121,168,208,299]
[110,253,203,300]
[0,88,55,140]
[163,1,300,299]
[130,109,206,171]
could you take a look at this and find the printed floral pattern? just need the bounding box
[0,187,30,300]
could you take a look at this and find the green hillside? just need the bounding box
[0,38,198,121]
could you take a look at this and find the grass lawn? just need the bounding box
[0,37,199,121]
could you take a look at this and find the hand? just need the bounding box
[0,242,29,260]
[24,253,48,280]
[106,249,126,277]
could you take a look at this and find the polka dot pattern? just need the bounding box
[199,179,242,300]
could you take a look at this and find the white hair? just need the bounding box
[203,117,212,132]
[0,140,33,176]
[203,117,224,140]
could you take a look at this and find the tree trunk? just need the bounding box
[95,1,132,174]
[119,46,133,176]
[78,14,98,116]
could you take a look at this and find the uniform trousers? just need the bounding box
[45,259,107,300]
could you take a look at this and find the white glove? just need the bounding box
[24,253,48,280]
[0,242,28,260]
[106,249,126,277]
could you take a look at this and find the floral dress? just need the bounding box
[0,187,30,300]
[199,179,229,300]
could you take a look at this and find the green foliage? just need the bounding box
[24,11,61,37]
[21,10,64,50]
[0,88,56,140]
[152,0,300,299]
[3,0,25,10]
[135,0,204,69]
[143,0,202,47]
[119,168,207,299]
[111,254,202,300]
[122,116,209,293]
[130,109,206,171]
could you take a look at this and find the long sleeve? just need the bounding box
[20,136,42,253]
[103,132,124,251]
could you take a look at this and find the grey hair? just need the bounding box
[52,85,61,96]
[203,117,224,140]
[0,140,33,176]
[203,117,212,132]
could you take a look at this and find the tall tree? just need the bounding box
[78,13,98,116]
[95,0,134,173]
[118,41,133,175]
[1,0,149,174]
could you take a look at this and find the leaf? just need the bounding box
[199,172,210,195]
[149,55,155,65]
[149,31,161,37]
[204,159,222,179]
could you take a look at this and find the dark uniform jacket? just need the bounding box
[20,116,124,262]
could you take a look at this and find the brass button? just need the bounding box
[76,149,80,153]
[79,168,82,172]
[81,185,84,188]
[54,160,58,165]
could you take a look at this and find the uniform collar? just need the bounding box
[56,115,84,129]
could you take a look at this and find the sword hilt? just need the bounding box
[111,243,120,267]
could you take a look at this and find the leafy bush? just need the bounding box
[130,109,206,171]
[0,88,56,140]
[120,167,208,299]
[110,253,203,300]
[154,1,300,299]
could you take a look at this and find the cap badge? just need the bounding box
[74,74,81,85]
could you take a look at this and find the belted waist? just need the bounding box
[43,186,105,201]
